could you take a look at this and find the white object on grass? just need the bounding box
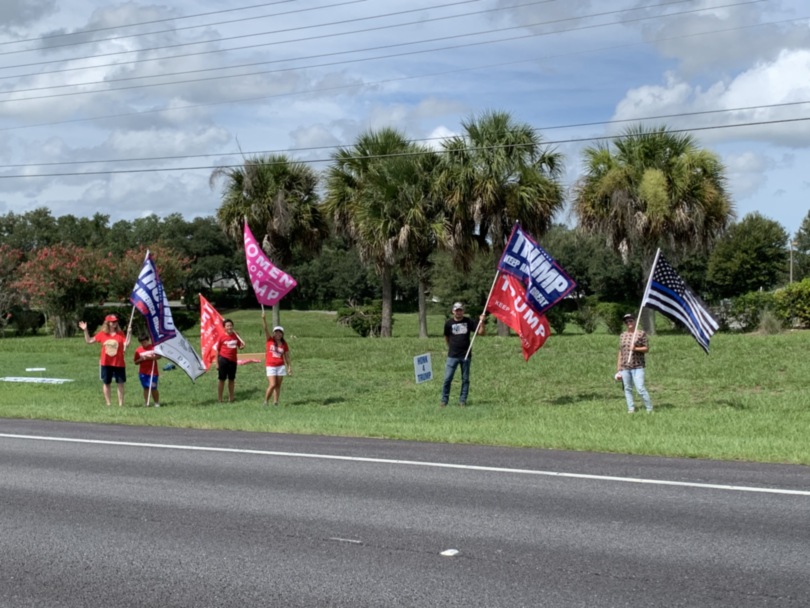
[440,549,459,557]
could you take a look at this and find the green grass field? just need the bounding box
[1,310,808,465]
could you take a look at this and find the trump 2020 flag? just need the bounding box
[487,273,551,361]
[129,251,176,345]
[498,224,576,315]
[154,330,206,381]
[641,250,719,354]
[243,221,297,306]
[199,294,225,370]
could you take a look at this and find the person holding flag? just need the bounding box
[261,311,291,407]
[78,314,131,407]
[616,314,652,414]
[134,333,161,407]
[441,302,486,408]
[215,318,245,403]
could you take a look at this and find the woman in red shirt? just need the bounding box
[79,314,131,407]
[262,311,291,406]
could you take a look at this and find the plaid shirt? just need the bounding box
[619,330,648,370]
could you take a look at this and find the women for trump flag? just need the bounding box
[243,220,297,306]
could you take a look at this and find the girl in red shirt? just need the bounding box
[262,311,291,406]
[79,314,131,407]
[215,318,245,403]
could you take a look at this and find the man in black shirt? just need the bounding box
[441,302,486,407]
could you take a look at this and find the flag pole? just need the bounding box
[464,222,519,361]
[146,359,155,406]
[464,269,500,361]
[627,248,661,365]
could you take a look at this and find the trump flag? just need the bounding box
[199,294,225,370]
[497,224,576,315]
[487,273,551,361]
[129,251,176,345]
[243,221,297,306]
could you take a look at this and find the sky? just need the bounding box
[1,0,809,237]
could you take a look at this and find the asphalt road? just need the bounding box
[1,419,808,607]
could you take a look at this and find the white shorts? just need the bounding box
[266,365,287,377]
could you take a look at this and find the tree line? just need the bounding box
[2,111,809,338]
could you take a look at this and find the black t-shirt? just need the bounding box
[444,316,477,358]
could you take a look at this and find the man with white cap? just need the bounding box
[441,301,486,407]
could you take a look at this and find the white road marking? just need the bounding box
[1,432,808,496]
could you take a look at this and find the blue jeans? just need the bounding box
[621,368,652,412]
[442,357,471,405]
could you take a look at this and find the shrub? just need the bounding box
[773,278,810,328]
[729,291,776,332]
[596,302,627,335]
[757,309,784,334]
[571,306,598,334]
[8,307,46,336]
[545,306,567,335]
[337,301,385,337]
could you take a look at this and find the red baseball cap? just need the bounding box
[104,314,118,322]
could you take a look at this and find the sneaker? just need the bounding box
[627,408,635,414]
[458,402,466,407]
[154,402,160,408]
[263,401,268,407]
[440,402,447,408]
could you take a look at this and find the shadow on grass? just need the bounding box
[285,396,347,407]
[546,392,613,406]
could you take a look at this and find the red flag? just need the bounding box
[486,273,550,361]
[199,294,225,370]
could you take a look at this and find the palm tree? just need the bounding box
[439,110,564,264]
[211,154,327,326]
[573,124,735,329]
[324,129,442,337]
[437,110,565,333]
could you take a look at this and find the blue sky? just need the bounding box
[1,0,809,237]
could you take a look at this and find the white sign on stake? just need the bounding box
[413,353,433,384]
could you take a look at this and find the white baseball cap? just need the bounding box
[273,326,284,333]
[452,302,464,311]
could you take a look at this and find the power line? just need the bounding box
[0,14,797,134]
[0,0,765,103]
[0,0,545,87]
[3,99,808,169]
[2,115,807,179]
[0,0,297,48]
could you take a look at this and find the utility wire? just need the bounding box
[0,0,301,48]
[0,0,750,72]
[2,99,808,169]
[0,15,798,133]
[0,0,547,85]
[2,115,807,179]
[0,0,765,103]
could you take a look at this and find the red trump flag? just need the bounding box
[487,273,551,361]
[199,294,225,370]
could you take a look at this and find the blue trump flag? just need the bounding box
[129,251,176,346]
[496,224,576,316]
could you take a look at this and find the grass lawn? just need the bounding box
[1,310,809,465]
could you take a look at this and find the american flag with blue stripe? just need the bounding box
[643,253,719,354]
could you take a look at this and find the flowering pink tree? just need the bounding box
[12,245,116,338]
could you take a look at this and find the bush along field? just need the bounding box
[0,309,809,465]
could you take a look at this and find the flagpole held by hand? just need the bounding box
[464,270,500,360]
